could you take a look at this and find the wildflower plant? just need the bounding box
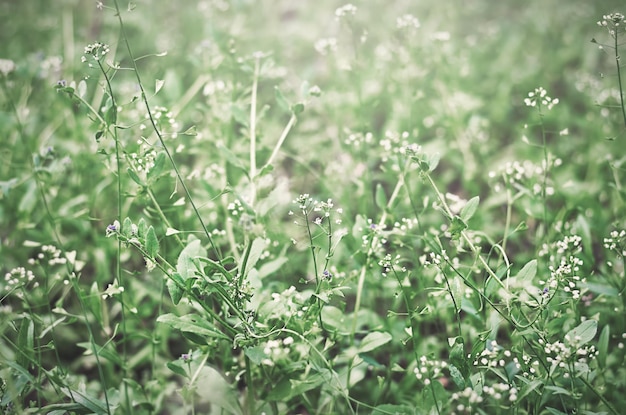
[1,1,626,415]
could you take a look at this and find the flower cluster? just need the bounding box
[314,37,338,55]
[378,253,406,277]
[28,244,67,266]
[0,58,15,77]
[396,14,420,30]
[488,158,560,196]
[81,42,110,67]
[597,12,626,38]
[413,355,447,385]
[539,335,598,378]
[524,87,559,111]
[335,4,357,19]
[603,229,626,256]
[260,336,295,366]
[539,235,586,300]
[4,267,36,291]
[378,130,415,164]
[290,194,342,226]
[449,386,484,414]
[139,105,180,141]
[129,148,158,174]
[344,130,373,148]
[267,286,305,319]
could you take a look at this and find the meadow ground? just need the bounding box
[1,1,626,414]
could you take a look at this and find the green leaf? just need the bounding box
[372,404,414,415]
[157,313,230,341]
[274,86,291,112]
[166,272,185,305]
[217,143,247,172]
[104,98,117,125]
[448,364,465,389]
[459,196,479,223]
[244,346,267,365]
[565,319,597,346]
[155,78,164,94]
[177,238,206,281]
[127,168,145,186]
[167,361,189,378]
[291,102,305,114]
[428,152,440,171]
[598,325,609,368]
[147,152,166,182]
[375,183,387,210]
[516,259,537,282]
[60,387,110,414]
[179,125,196,136]
[194,365,242,414]
[230,104,249,127]
[242,237,267,277]
[77,80,87,98]
[449,216,467,239]
[258,256,288,279]
[17,317,34,369]
[145,225,159,258]
[358,331,392,354]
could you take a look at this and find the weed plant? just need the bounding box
[1,1,626,414]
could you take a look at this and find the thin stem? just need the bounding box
[614,31,626,129]
[249,56,260,206]
[351,160,408,341]
[111,0,223,265]
[264,113,297,169]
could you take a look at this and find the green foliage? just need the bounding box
[1,1,626,414]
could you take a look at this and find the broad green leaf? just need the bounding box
[145,225,159,258]
[166,272,184,305]
[598,325,609,368]
[516,259,537,282]
[147,152,166,181]
[156,313,230,341]
[321,306,349,334]
[217,143,247,172]
[375,183,387,210]
[274,85,291,112]
[257,256,287,279]
[448,364,465,389]
[177,238,206,281]
[372,404,414,415]
[566,319,597,346]
[77,80,87,98]
[291,102,305,114]
[104,98,117,125]
[61,387,110,414]
[230,104,249,127]
[428,152,440,171]
[182,125,197,136]
[449,216,467,239]
[242,237,267,277]
[167,361,189,378]
[127,168,145,186]
[244,346,266,365]
[194,365,242,414]
[516,379,543,402]
[358,331,392,354]
[155,78,164,94]
[17,317,34,368]
[460,196,479,223]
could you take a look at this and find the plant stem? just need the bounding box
[249,56,260,206]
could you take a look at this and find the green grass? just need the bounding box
[1,1,626,414]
